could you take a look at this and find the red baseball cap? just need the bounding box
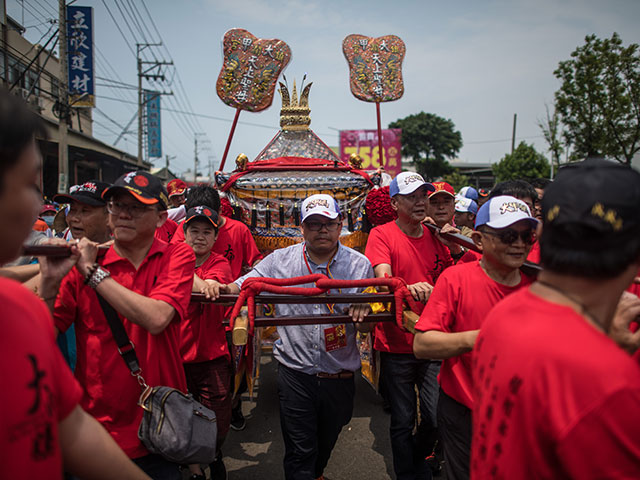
[429,182,455,198]
[167,179,188,198]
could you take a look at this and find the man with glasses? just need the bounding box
[365,172,460,480]
[50,171,195,479]
[413,195,537,480]
[221,193,373,480]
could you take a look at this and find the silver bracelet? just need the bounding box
[87,266,111,289]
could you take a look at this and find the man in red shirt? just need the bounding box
[472,158,640,479]
[365,172,462,480]
[427,181,456,228]
[54,180,112,243]
[51,171,195,479]
[0,89,149,479]
[181,206,233,480]
[414,195,538,479]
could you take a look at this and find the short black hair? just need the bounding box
[540,224,640,278]
[0,89,46,194]
[489,180,538,203]
[184,185,220,212]
[529,178,552,190]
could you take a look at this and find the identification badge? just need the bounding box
[324,324,347,352]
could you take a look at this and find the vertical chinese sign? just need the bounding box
[145,92,162,158]
[340,129,402,176]
[67,6,94,107]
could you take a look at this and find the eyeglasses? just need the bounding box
[304,220,342,232]
[483,228,536,245]
[107,201,156,218]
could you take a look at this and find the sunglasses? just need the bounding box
[483,227,536,245]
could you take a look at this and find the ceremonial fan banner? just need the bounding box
[343,34,405,169]
[216,28,292,170]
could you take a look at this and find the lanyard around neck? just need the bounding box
[303,245,341,313]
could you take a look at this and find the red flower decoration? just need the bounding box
[219,197,233,218]
[365,186,397,226]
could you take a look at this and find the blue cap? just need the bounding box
[458,186,479,201]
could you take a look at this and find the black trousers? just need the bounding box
[437,388,472,480]
[277,363,355,480]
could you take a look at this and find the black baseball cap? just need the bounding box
[102,171,169,210]
[542,158,640,246]
[183,205,219,231]
[54,180,110,206]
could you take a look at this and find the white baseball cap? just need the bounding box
[458,186,479,201]
[455,197,478,214]
[389,172,435,197]
[475,195,538,229]
[301,194,341,222]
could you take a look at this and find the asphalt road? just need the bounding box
[222,353,396,480]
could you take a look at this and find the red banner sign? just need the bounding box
[340,129,402,176]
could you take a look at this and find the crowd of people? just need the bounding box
[2,87,640,480]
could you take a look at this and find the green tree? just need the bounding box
[389,112,463,181]
[537,104,565,177]
[441,171,470,191]
[492,142,550,182]
[554,33,640,164]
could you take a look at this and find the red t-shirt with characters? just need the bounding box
[181,252,233,363]
[415,260,531,408]
[366,221,453,354]
[155,217,178,243]
[173,216,262,280]
[471,288,640,479]
[53,239,195,459]
[1,278,83,479]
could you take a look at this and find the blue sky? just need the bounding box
[8,0,640,176]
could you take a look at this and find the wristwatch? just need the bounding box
[87,266,111,289]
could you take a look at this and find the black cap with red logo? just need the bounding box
[184,205,219,231]
[102,171,169,210]
[54,180,111,206]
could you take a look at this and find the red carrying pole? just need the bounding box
[218,108,242,172]
[375,101,384,168]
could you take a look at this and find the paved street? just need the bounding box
[222,353,396,480]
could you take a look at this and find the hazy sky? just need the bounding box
[8,0,640,176]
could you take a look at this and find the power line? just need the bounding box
[101,0,136,57]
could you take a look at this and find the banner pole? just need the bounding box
[376,101,384,168]
[219,108,242,172]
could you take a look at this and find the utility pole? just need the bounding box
[165,154,175,171]
[57,0,69,193]
[511,113,517,155]
[137,43,173,165]
[193,133,206,183]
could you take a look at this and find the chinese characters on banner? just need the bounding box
[216,28,291,112]
[340,129,402,176]
[145,92,162,158]
[342,34,406,103]
[66,6,94,107]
